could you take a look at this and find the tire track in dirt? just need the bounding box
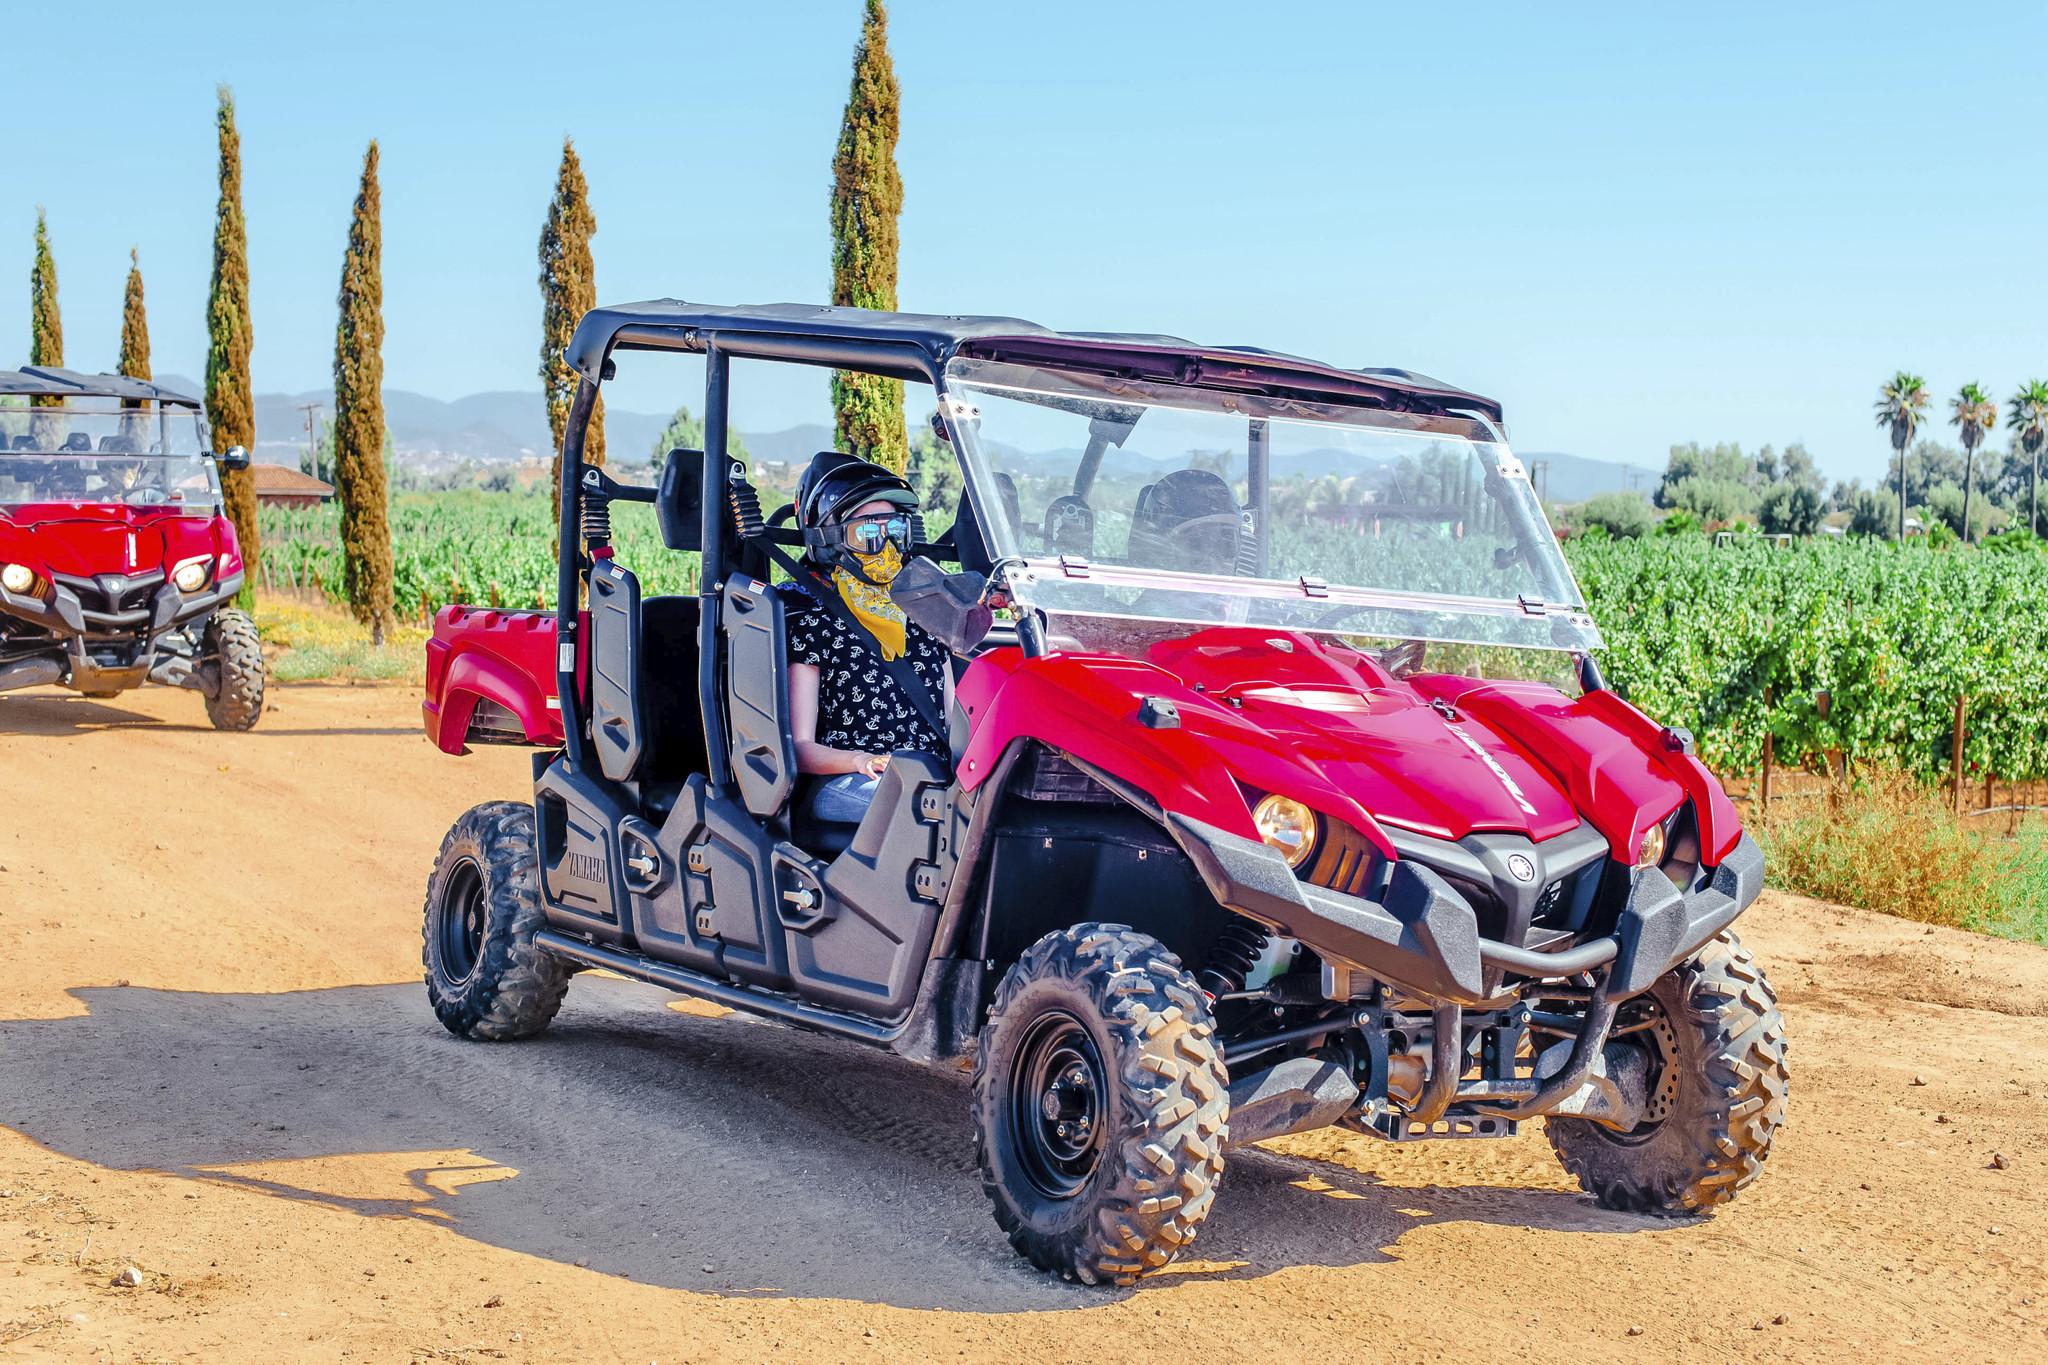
[1,684,2043,1362]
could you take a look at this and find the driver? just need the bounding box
[106,459,158,502]
[784,452,952,831]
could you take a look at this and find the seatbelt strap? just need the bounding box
[757,541,950,752]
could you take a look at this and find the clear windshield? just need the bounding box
[0,399,208,457]
[0,453,223,513]
[942,357,1600,653]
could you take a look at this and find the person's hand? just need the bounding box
[855,751,888,779]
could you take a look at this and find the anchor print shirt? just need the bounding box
[782,582,949,757]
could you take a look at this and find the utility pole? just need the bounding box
[1530,459,1551,504]
[298,401,324,481]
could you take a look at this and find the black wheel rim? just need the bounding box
[1007,1010,1107,1200]
[439,858,487,984]
[1608,998,1683,1145]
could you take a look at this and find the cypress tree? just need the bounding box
[829,0,906,471]
[539,137,604,522]
[207,85,259,590]
[333,141,394,643]
[29,209,62,375]
[118,247,150,380]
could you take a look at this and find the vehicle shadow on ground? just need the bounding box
[0,978,1659,1312]
[0,694,163,732]
[0,692,415,738]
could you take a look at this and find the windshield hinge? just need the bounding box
[1299,575,1330,599]
[1058,555,1091,579]
[1518,594,1548,616]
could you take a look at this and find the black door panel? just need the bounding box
[720,574,795,818]
[587,560,645,783]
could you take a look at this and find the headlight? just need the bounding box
[172,556,213,593]
[0,562,35,594]
[1253,793,1319,869]
[1635,819,1668,870]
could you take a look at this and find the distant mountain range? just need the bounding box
[155,374,1641,501]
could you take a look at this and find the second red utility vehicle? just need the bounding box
[420,301,1789,1285]
[0,367,263,727]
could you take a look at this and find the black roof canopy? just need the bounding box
[0,366,203,407]
[566,299,1504,423]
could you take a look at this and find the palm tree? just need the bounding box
[2008,379,2048,537]
[1950,382,1997,542]
[1874,371,1931,540]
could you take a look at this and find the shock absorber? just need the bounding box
[1197,920,1271,999]
[725,464,766,539]
[579,477,612,556]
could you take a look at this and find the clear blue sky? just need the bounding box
[7,1,2045,483]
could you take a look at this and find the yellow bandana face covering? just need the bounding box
[833,543,908,660]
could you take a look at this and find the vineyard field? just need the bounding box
[261,493,2048,782]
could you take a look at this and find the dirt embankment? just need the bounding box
[1,684,2043,1363]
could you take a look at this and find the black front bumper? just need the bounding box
[0,569,242,639]
[0,570,243,692]
[1164,812,1764,1006]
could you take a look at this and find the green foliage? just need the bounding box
[118,247,148,381]
[1568,535,2048,782]
[829,0,907,470]
[1756,481,1824,536]
[1572,491,1655,538]
[1951,382,1997,449]
[207,86,259,593]
[1981,525,2044,554]
[1874,370,1931,448]
[1846,487,1893,536]
[650,404,748,464]
[1655,509,1701,537]
[539,137,604,518]
[260,490,699,621]
[333,141,394,642]
[2009,379,2048,537]
[1756,771,2045,941]
[29,209,61,374]
[1875,371,1932,542]
[1655,441,1751,506]
[1921,482,2000,540]
[906,414,961,517]
[1666,475,1757,524]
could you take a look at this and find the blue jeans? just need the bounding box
[805,770,880,826]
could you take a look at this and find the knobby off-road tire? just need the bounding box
[972,924,1229,1286]
[202,608,265,731]
[1546,929,1788,1214]
[423,801,571,1041]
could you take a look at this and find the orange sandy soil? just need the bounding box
[0,683,2042,1363]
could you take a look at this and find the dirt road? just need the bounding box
[1,684,2043,1362]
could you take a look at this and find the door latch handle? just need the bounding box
[782,887,817,910]
[626,853,657,877]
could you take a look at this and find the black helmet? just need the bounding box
[794,451,919,580]
[795,451,917,531]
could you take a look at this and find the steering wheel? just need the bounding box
[1150,513,1245,570]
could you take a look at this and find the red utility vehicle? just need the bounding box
[420,302,1788,1285]
[0,368,263,727]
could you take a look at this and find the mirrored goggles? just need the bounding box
[844,514,913,555]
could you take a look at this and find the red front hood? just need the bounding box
[0,503,238,578]
[1143,632,1584,842]
[957,627,1702,862]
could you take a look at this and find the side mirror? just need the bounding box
[218,445,251,472]
[890,555,993,655]
[656,448,703,552]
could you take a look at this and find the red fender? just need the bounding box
[422,606,570,754]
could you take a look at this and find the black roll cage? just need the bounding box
[547,299,1510,799]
